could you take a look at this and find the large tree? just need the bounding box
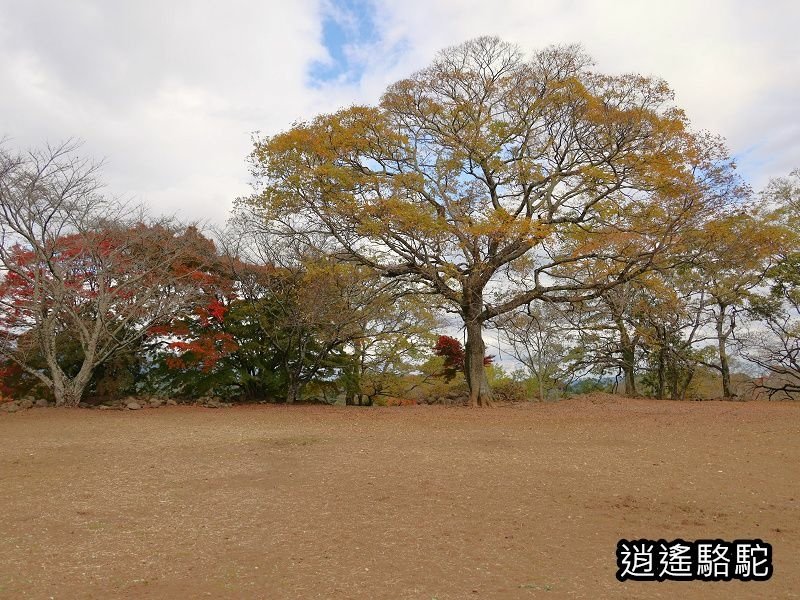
[242,37,732,405]
[0,141,209,406]
[737,170,800,398]
[683,210,783,397]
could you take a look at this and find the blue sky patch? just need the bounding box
[733,144,770,189]
[309,0,379,85]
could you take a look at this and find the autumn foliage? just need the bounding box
[1,41,799,407]
[433,335,493,382]
[241,36,735,406]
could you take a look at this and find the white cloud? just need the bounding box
[359,0,800,189]
[0,0,327,223]
[0,0,797,224]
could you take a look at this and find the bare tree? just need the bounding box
[0,141,209,405]
[497,302,580,400]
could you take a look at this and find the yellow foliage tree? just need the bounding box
[241,37,737,406]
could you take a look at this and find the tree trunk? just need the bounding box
[718,338,732,398]
[286,378,301,404]
[716,307,733,398]
[44,332,97,406]
[616,319,637,396]
[464,317,493,407]
[52,377,90,407]
[656,347,666,400]
[669,359,680,400]
[51,364,93,407]
[621,347,637,397]
[60,384,83,407]
[679,364,695,400]
[345,339,364,406]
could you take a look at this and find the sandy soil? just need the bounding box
[0,395,798,599]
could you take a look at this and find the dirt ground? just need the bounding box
[0,395,798,600]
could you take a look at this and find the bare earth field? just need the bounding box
[0,395,798,600]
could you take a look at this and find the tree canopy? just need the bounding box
[0,39,797,408]
[240,36,740,405]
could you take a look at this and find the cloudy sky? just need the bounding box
[1,0,798,224]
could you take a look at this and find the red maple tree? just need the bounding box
[433,335,493,382]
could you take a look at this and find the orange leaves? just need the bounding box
[167,333,237,373]
[161,298,237,374]
[146,323,172,337]
[239,35,742,361]
[206,299,227,322]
